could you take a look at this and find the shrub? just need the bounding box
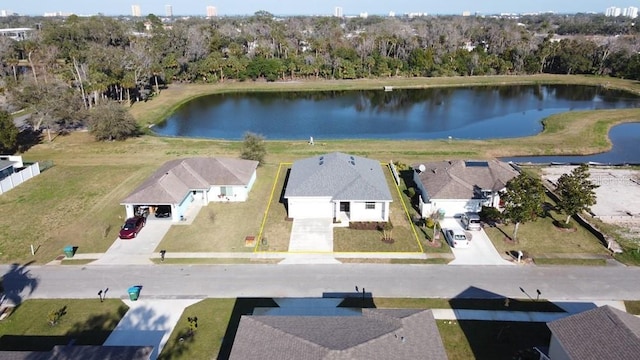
[479,206,502,224]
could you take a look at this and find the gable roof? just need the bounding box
[413,159,518,200]
[284,152,392,201]
[229,309,447,360]
[122,157,258,204]
[547,305,640,360]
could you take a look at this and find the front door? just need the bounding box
[340,202,350,213]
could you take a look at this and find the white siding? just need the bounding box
[349,201,390,221]
[421,199,483,218]
[288,197,333,218]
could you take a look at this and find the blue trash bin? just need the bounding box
[63,246,74,258]
[128,286,140,301]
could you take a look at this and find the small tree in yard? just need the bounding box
[501,173,545,242]
[240,132,266,165]
[88,101,139,141]
[555,164,598,224]
[0,110,19,152]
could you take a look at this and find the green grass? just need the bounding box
[158,298,268,360]
[533,258,607,266]
[150,258,282,264]
[624,301,640,315]
[60,259,96,265]
[157,164,276,253]
[255,163,293,252]
[0,299,128,351]
[484,198,610,258]
[373,297,565,312]
[7,75,640,264]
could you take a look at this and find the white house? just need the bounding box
[546,305,640,360]
[284,152,392,222]
[121,157,258,221]
[413,159,518,218]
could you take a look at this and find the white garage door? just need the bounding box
[288,197,333,219]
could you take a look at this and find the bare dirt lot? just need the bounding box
[541,166,640,238]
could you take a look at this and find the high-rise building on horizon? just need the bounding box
[206,5,217,17]
[131,4,141,17]
[334,6,343,17]
[165,5,173,17]
[605,6,637,18]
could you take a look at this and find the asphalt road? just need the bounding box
[3,264,640,303]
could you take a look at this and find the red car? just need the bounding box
[119,216,146,239]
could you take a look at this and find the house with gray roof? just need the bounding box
[284,152,392,222]
[547,305,640,360]
[412,159,518,218]
[121,157,258,221]
[229,307,447,360]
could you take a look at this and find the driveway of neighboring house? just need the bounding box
[90,219,173,265]
[288,218,334,252]
[439,218,514,266]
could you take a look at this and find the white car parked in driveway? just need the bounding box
[443,228,470,248]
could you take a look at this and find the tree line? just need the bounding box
[1,12,640,144]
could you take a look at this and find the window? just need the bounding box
[365,202,375,210]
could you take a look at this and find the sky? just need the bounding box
[1,0,634,16]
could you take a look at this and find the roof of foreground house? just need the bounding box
[284,152,392,201]
[229,308,447,360]
[547,305,640,360]
[122,157,258,204]
[413,159,518,200]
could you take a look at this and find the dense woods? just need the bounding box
[1,12,640,139]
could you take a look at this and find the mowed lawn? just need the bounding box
[157,164,277,253]
[0,299,128,351]
[484,204,610,258]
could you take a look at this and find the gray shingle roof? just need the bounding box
[547,305,640,360]
[284,152,392,201]
[229,309,447,360]
[122,157,258,204]
[413,159,518,200]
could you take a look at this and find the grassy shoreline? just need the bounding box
[131,75,640,158]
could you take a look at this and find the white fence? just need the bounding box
[0,163,41,194]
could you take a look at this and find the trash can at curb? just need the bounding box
[128,286,140,301]
[63,246,74,258]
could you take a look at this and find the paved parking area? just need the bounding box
[439,218,514,266]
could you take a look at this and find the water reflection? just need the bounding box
[153,85,639,140]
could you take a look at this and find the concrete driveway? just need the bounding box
[439,218,513,266]
[90,219,173,265]
[288,218,334,252]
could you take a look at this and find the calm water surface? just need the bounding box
[153,85,639,141]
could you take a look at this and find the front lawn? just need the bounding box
[157,164,276,253]
[0,299,128,351]
[484,202,610,258]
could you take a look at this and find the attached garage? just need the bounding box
[121,157,258,222]
[284,152,392,222]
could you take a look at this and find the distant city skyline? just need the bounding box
[1,0,636,16]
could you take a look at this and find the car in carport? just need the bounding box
[119,216,146,239]
[154,205,171,218]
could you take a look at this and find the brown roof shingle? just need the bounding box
[413,159,518,200]
[121,157,258,204]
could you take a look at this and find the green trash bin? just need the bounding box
[128,286,140,301]
[63,246,74,258]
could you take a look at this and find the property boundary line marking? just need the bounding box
[254,162,291,252]
[385,162,425,253]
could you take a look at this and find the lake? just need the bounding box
[153,84,639,141]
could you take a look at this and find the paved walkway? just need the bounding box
[104,299,202,360]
